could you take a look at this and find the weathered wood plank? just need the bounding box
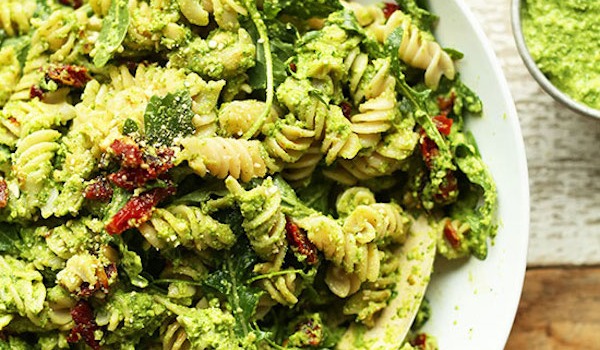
[462,0,600,266]
[506,267,600,349]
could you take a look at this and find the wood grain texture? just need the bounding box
[462,0,600,266]
[505,267,600,349]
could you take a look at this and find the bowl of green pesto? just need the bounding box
[512,0,600,119]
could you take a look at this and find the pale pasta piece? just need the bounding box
[254,248,301,306]
[0,255,46,327]
[179,136,271,182]
[225,176,286,260]
[262,115,316,163]
[0,46,21,107]
[335,186,377,217]
[344,2,455,89]
[0,0,37,37]
[321,105,362,165]
[138,205,236,252]
[281,144,323,187]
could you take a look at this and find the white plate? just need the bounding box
[354,1,530,349]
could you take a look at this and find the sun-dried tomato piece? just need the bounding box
[285,217,319,265]
[0,179,8,209]
[105,263,118,279]
[108,168,152,191]
[297,318,323,346]
[59,0,83,8]
[146,147,175,175]
[106,187,176,235]
[110,138,144,168]
[433,114,453,136]
[437,92,456,112]
[289,62,297,73]
[435,170,458,203]
[383,2,400,19]
[45,64,91,89]
[443,220,461,248]
[84,177,114,202]
[67,301,101,350]
[411,333,428,347]
[339,101,353,119]
[30,85,45,99]
[419,133,439,169]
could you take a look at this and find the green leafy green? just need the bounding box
[143,90,195,146]
[451,132,497,259]
[0,224,20,254]
[203,238,262,339]
[395,0,438,32]
[240,0,275,139]
[121,118,139,135]
[93,0,129,68]
[263,0,343,20]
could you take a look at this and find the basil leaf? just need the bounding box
[143,90,195,147]
[93,0,129,68]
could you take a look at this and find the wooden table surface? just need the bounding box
[460,0,600,348]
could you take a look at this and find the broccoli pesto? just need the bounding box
[521,0,600,109]
[0,0,497,349]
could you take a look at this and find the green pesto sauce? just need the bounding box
[521,0,600,109]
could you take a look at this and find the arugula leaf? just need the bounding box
[395,0,438,32]
[0,224,20,254]
[93,0,129,68]
[451,132,497,259]
[203,238,262,339]
[239,0,275,139]
[272,176,316,218]
[143,90,195,146]
[263,0,343,20]
[121,118,139,135]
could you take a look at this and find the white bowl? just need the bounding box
[355,1,530,349]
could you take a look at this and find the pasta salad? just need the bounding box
[0,0,497,349]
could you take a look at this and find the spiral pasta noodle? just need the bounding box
[253,248,301,306]
[342,249,400,327]
[344,2,455,89]
[225,176,287,260]
[262,116,316,163]
[179,136,272,182]
[0,0,37,37]
[296,213,381,296]
[0,255,47,325]
[138,204,236,252]
[281,144,323,187]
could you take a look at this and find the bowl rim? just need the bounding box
[510,0,600,120]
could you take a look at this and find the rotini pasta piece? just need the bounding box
[45,286,77,331]
[162,319,192,350]
[0,0,37,37]
[44,218,103,260]
[262,114,316,163]
[323,128,419,185]
[159,253,208,305]
[218,99,277,138]
[9,55,47,102]
[0,46,21,107]
[95,290,169,345]
[55,252,112,295]
[296,213,381,295]
[321,105,362,165]
[345,50,398,149]
[2,100,76,139]
[13,129,61,195]
[138,204,236,252]
[324,265,362,299]
[345,3,455,89]
[276,77,329,140]
[281,144,323,187]
[225,176,286,260]
[254,248,301,306]
[179,136,273,183]
[342,250,400,327]
[342,203,409,246]
[0,255,46,325]
[335,186,376,217]
[28,7,92,63]
[90,0,113,16]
